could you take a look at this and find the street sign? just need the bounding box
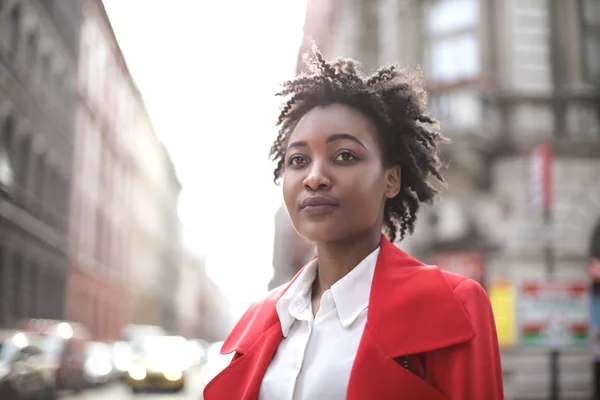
[528,142,553,213]
[519,280,589,347]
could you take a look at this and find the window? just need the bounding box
[0,242,5,325]
[32,153,45,201]
[582,0,600,82]
[13,253,22,320]
[55,69,66,97]
[427,0,478,35]
[91,42,108,104]
[0,115,15,192]
[81,123,101,259]
[30,263,39,317]
[15,345,43,363]
[430,34,479,82]
[42,168,54,226]
[56,174,68,231]
[16,135,31,188]
[41,54,51,86]
[25,32,37,69]
[9,6,21,61]
[425,0,480,83]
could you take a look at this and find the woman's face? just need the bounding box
[282,103,400,244]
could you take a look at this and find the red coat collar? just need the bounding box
[221,236,474,357]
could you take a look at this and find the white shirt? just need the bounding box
[259,247,380,400]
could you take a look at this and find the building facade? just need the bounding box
[196,259,233,343]
[157,155,182,332]
[127,102,166,329]
[0,0,82,327]
[127,101,182,334]
[176,251,202,338]
[176,251,233,341]
[65,0,133,340]
[295,0,599,398]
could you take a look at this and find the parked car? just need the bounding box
[186,339,207,368]
[126,335,189,393]
[110,341,132,378]
[0,329,56,400]
[18,319,90,393]
[84,341,119,386]
[121,324,166,344]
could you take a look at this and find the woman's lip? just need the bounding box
[301,204,338,216]
[299,195,339,208]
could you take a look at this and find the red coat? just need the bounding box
[204,237,504,400]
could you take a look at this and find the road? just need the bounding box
[60,368,205,400]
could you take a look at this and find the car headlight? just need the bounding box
[163,371,182,381]
[128,364,147,380]
[85,359,113,377]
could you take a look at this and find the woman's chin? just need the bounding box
[296,225,348,244]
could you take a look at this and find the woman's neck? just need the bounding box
[312,230,381,298]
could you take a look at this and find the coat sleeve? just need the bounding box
[427,279,504,400]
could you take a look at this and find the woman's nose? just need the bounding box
[303,161,331,191]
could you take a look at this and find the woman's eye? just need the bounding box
[288,155,307,166]
[334,151,357,162]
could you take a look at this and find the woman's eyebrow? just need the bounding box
[287,133,367,151]
[287,140,308,150]
[326,133,367,149]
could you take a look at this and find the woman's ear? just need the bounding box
[385,166,401,199]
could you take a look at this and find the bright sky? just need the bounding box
[103,0,307,317]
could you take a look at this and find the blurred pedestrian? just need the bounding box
[204,45,503,400]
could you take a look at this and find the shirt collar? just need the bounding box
[330,246,379,328]
[275,246,380,336]
[275,258,317,337]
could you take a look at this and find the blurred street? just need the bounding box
[61,367,205,400]
[0,0,599,399]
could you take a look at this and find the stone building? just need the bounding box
[0,0,82,327]
[126,101,182,334]
[294,0,599,398]
[178,251,232,341]
[157,155,182,332]
[66,0,183,339]
[65,0,133,340]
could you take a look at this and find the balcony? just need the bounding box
[429,86,485,140]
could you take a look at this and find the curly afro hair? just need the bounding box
[269,45,449,242]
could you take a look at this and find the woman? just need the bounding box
[204,47,504,400]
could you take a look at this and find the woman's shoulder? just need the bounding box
[437,269,482,291]
[437,269,492,313]
[220,284,287,355]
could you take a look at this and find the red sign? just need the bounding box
[590,258,600,282]
[522,282,587,296]
[519,280,589,347]
[529,142,553,212]
[429,252,484,282]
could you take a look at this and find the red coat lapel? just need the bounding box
[203,237,477,400]
[364,237,474,357]
[203,323,283,400]
[347,238,474,399]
